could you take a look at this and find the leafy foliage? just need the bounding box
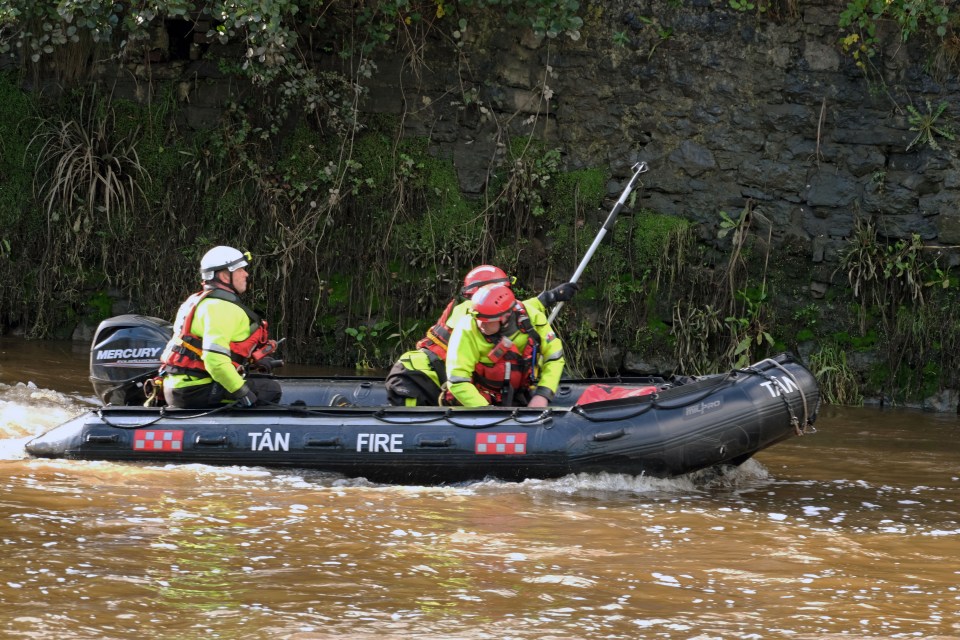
[457,0,583,39]
[0,72,41,329]
[0,0,584,63]
[838,216,956,402]
[839,0,959,69]
[671,202,779,374]
[0,71,35,230]
[808,343,863,406]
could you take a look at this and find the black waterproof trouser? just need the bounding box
[164,376,282,408]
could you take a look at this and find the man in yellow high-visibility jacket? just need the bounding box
[160,246,282,408]
[445,282,566,408]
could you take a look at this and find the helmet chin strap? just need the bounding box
[205,270,241,295]
[226,270,242,294]
[500,311,518,335]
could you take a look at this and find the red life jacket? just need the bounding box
[160,286,269,377]
[416,298,456,359]
[470,333,536,405]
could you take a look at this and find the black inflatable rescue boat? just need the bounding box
[25,315,821,484]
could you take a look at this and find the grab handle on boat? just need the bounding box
[306,437,342,448]
[418,437,454,448]
[593,428,626,442]
[195,434,228,446]
[85,433,120,444]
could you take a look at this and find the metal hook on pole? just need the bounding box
[548,161,649,324]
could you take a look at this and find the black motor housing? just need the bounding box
[90,314,173,405]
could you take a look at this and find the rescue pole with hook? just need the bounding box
[548,160,649,324]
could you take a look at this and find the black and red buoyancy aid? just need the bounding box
[412,298,458,384]
[416,298,456,359]
[160,286,269,377]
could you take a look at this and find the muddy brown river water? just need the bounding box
[1,337,958,639]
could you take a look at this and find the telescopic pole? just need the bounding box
[548,161,649,324]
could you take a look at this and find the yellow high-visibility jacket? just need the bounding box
[161,294,256,394]
[445,299,564,407]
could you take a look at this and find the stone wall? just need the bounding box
[349,0,960,290]
[103,0,959,290]
[342,0,958,408]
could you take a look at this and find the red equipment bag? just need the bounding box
[575,384,658,405]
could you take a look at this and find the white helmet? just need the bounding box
[200,246,250,281]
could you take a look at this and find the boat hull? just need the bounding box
[26,354,820,484]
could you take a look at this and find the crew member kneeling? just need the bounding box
[385,264,513,407]
[445,283,565,408]
[159,245,282,409]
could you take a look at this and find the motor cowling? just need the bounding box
[90,314,173,405]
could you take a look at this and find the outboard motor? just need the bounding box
[90,314,173,405]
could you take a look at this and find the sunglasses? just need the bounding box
[476,312,510,325]
[226,251,253,271]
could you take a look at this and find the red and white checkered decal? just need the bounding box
[133,429,184,452]
[475,432,527,455]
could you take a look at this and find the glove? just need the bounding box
[251,357,284,373]
[232,383,258,407]
[538,281,580,306]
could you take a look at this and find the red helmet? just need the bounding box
[471,283,516,320]
[461,265,511,297]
